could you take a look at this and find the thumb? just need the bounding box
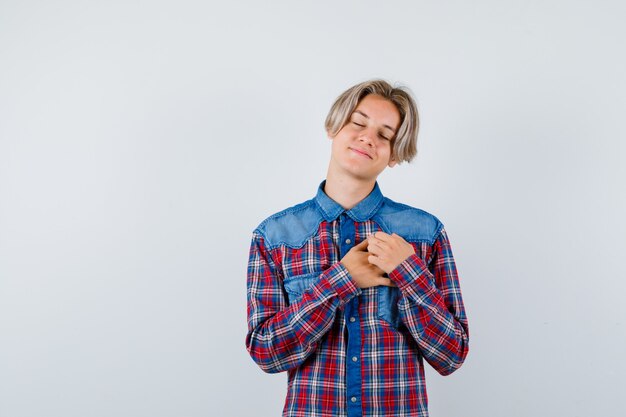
[352,239,369,251]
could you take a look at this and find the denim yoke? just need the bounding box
[259,181,443,330]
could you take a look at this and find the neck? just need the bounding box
[324,169,376,210]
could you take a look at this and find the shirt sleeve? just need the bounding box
[245,231,361,373]
[388,227,470,376]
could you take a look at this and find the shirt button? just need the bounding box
[352,356,358,362]
[345,238,351,244]
[351,397,357,403]
[349,317,356,323]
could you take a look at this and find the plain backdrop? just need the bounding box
[1,1,625,416]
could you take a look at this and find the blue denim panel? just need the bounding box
[373,200,443,328]
[374,198,443,244]
[377,286,401,327]
[257,200,324,249]
[283,272,321,305]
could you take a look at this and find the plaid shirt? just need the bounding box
[246,181,469,417]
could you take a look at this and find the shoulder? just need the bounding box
[374,197,444,245]
[253,199,324,249]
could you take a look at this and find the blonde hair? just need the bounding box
[325,79,419,164]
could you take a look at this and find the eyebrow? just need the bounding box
[353,110,397,133]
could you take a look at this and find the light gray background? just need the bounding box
[1,1,625,416]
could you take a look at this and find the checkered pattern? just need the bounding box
[246,187,469,417]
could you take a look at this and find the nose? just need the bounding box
[358,126,376,146]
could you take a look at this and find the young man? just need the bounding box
[245,79,469,417]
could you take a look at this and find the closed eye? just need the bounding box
[352,121,365,127]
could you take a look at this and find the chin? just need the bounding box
[347,170,377,182]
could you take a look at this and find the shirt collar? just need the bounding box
[314,180,384,222]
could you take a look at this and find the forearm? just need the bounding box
[246,262,360,373]
[390,254,469,376]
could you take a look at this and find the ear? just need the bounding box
[326,130,334,140]
[388,158,398,168]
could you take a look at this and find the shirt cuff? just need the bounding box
[389,254,438,301]
[322,262,361,304]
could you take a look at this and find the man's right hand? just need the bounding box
[340,240,395,289]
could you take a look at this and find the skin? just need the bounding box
[324,94,416,289]
[324,94,399,210]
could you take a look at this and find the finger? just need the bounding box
[370,240,393,260]
[368,254,383,268]
[367,243,382,256]
[373,231,391,241]
[370,237,390,250]
[377,277,396,287]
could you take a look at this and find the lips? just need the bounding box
[350,147,372,159]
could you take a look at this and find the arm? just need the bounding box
[367,228,469,376]
[245,231,360,373]
[389,228,469,375]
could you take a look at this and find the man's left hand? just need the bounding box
[367,231,416,274]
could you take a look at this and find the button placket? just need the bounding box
[339,213,362,416]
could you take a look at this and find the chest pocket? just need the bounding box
[378,286,401,328]
[283,272,320,305]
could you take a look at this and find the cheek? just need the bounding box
[378,141,392,154]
